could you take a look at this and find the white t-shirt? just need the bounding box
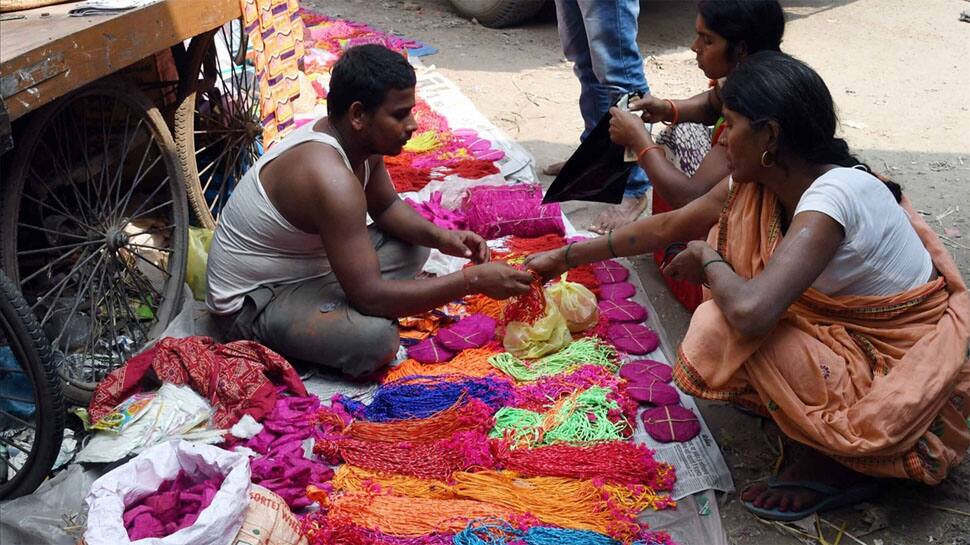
[793,167,933,297]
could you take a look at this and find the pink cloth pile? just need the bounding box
[124,470,224,540]
[234,394,335,509]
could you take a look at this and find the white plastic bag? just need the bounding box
[83,440,251,545]
[76,383,217,464]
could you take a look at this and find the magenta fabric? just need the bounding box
[405,192,467,231]
[597,300,647,323]
[593,260,626,271]
[619,360,672,383]
[437,314,497,350]
[598,282,636,301]
[124,470,224,540]
[233,394,335,509]
[626,380,679,406]
[461,184,565,240]
[593,266,629,284]
[641,405,701,443]
[608,324,660,355]
[408,336,456,363]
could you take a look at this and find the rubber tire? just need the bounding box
[174,22,258,230]
[449,0,545,28]
[1,81,188,405]
[0,271,65,500]
[174,29,220,229]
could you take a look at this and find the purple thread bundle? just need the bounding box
[336,375,514,421]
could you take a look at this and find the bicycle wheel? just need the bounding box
[0,81,188,405]
[0,271,65,500]
[175,21,262,229]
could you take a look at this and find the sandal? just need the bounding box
[742,479,881,522]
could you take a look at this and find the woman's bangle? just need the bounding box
[563,242,576,268]
[636,144,664,163]
[461,267,472,293]
[662,98,680,126]
[607,230,619,258]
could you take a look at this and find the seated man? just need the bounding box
[206,44,533,377]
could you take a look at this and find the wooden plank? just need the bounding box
[0,0,240,121]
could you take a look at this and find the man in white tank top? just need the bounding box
[206,45,533,377]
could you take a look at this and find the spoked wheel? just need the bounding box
[175,20,262,229]
[0,271,65,500]
[1,82,188,405]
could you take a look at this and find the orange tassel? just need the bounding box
[382,344,503,383]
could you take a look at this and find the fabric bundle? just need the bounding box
[123,470,224,540]
[88,336,307,429]
[234,394,334,508]
[462,184,565,240]
[338,375,514,421]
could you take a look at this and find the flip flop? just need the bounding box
[742,479,882,522]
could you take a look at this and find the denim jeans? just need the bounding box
[555,0,651,197]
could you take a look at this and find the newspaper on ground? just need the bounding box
[623,255,736,500]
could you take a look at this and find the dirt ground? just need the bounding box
[309,1,969,543]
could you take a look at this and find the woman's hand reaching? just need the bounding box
[608,107,652,150]
[630,95,673,124]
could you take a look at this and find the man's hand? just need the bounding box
[437,229,490,263]
[467,262,534,299]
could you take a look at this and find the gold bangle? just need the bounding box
[607,230,618,258]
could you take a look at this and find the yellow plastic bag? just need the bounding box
[503,293,571,359]
[546,273,599,333]
[187,227,214,301]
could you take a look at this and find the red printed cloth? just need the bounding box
[88,336,307,428]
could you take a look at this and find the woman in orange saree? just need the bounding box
[526,51,970,521]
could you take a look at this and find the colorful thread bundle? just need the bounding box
[510,365,636,422]
[453,519,676,545]
[330,467,669,541]
[490,387,630,446]
[306,488,527,536]
[462,184,565,240]
[489,338,618,381]
[493,440,676,491]
[339,398,495,443]
[313,429,495,479]
[382,344,504,383]
[338,375,514,421]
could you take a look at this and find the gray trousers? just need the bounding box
[215,227,430,377]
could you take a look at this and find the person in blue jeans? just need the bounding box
[547,0,651,233]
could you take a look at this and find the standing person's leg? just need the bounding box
[545,0,595,176]
[578,0,653,233]
[219,228,430,377]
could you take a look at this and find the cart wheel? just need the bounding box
[1,82,188,405]
[0,270,65,500]
[175,21,262,229]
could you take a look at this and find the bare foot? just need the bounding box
[741,447,866,514]
[589,193,649,234]
[542,160,567,176]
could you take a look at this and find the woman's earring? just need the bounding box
[760,150,775,168]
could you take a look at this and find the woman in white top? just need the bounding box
[526,51,970,521]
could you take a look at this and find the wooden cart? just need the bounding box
[0,0,257,403]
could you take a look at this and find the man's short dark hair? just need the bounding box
[327,45,417,119]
